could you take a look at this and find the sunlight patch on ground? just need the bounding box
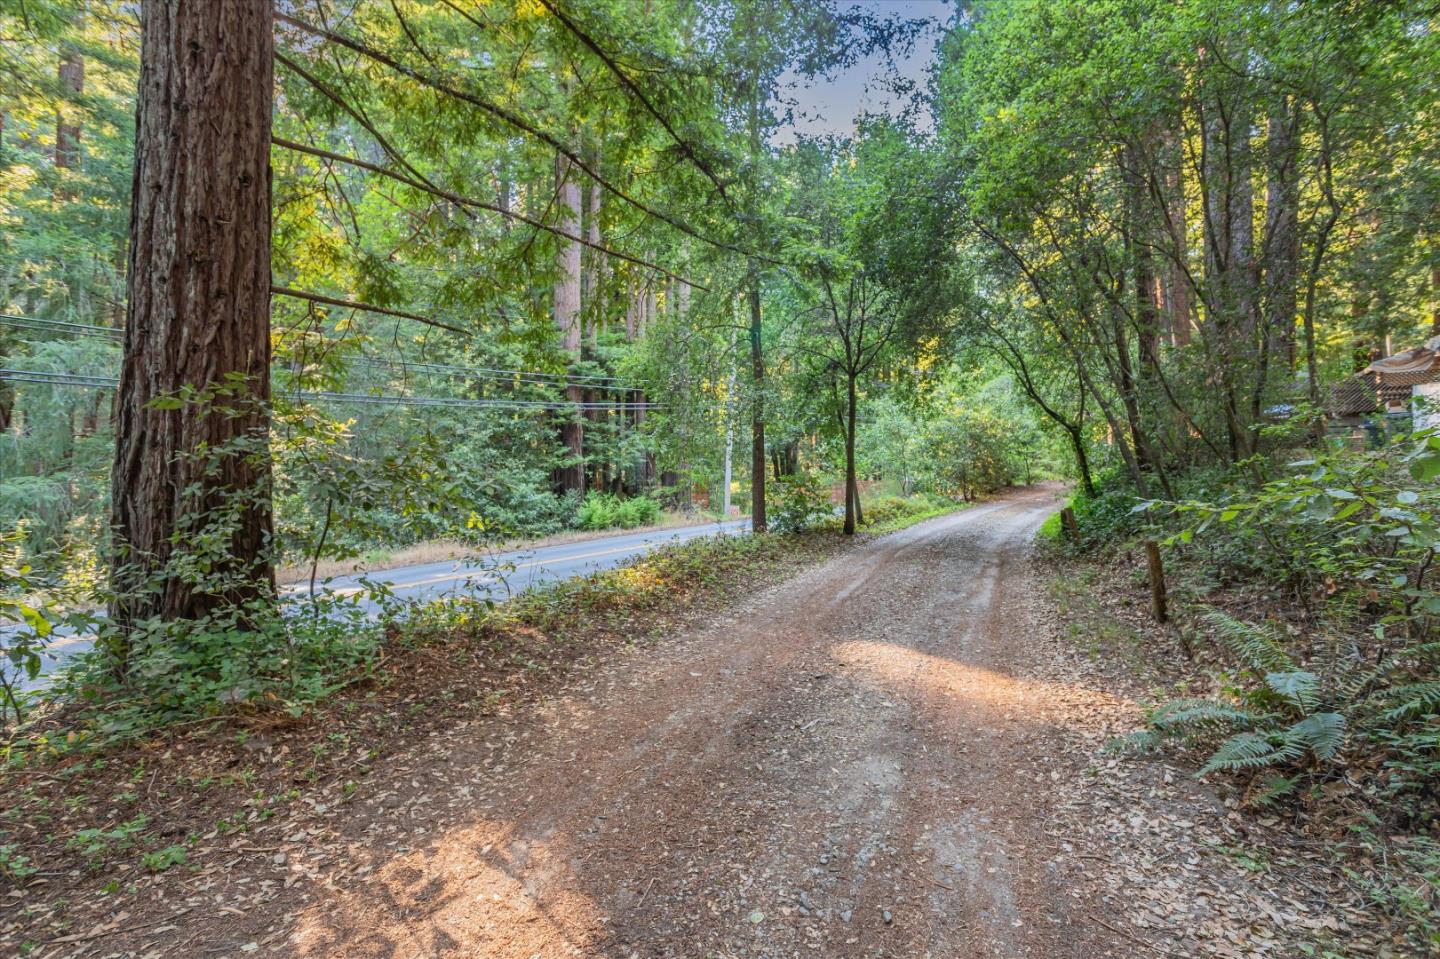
[290,819,601,958]
[829,640,1133,720]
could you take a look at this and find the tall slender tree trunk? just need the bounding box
[749,277,766,531]
[1161,126,1192,348]
[0,326,12,428]
[1264,93,1300,372]
[640,283,655,485]
[723,323,737,518]
[843,372,859,535]
[553,152,584,495]
[1113,303,1172,498]
[582,178,602,338]
[1201,57,1259,460]
[55,33,84,201]
[1124,142,1163,386]
[109,0,275,636]
[581,173,604,486]
[1431,264,1440,339]
[1068,425,1095,497]
[745,85,766,532]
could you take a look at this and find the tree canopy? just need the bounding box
[0,0,1435,656]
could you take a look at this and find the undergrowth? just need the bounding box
[0,527,852,951]
[1052,428,1440,951]
[574,491,662,531]
[1,532,817,762]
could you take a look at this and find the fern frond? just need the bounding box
[1149,698,1258,732]
[1203,610,1295,673]
[1265,670,1321,712]
[1286,712,1346,760]
[1105,730,1164,755]
[1336,661,1391,704]
[1248,774,1301,808]
[1381,682,1440,721]
[1201,731,1303,775]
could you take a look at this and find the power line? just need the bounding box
[0,314,638,389]
[272,137,704,291]
[345,356,634,389]
[0,368,663,411]
[274,10,765,263]
[0,313,121,339]
[293,390,661,411]
[0,369,116,389]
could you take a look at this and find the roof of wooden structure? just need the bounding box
[1327,340,1440,416]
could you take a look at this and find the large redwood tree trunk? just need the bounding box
[55,35,83,200]
[109,0,275,631]
[1160,124,1192,348]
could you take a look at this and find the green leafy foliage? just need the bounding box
[575,492,662,531]
[766,473,833,533]
[66,814,147,864]
[1126,596,1438,812]
[1156,430,1440,629]
[140,844,188,873]
[859,493,955,529]
[0,843,37,881]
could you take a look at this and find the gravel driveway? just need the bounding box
[262,485,1154,958]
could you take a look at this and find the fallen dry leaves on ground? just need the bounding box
[1,494,1415,958]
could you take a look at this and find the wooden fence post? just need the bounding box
[1144,539,1168,624]
[1061,506,1080,543]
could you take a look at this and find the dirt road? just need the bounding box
[27,486,1371,958]
[224,485,1153,959]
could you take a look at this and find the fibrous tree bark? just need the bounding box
[109,0,275,635]
[1159,124,1192,348]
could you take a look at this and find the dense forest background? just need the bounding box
[6,0,1431,588]
[1,0,1061,592]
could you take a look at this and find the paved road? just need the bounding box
[317,518,751,609]
[9,518,750,693]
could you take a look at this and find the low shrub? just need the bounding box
[767,473,833,533]
[575,492,661,531]
[1068,477,1146,551]
[1118,428,1440,823]
[860,493,957,530]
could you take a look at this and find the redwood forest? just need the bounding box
[1,1,1438,956]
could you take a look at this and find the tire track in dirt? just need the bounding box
[152,486,1145,958]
